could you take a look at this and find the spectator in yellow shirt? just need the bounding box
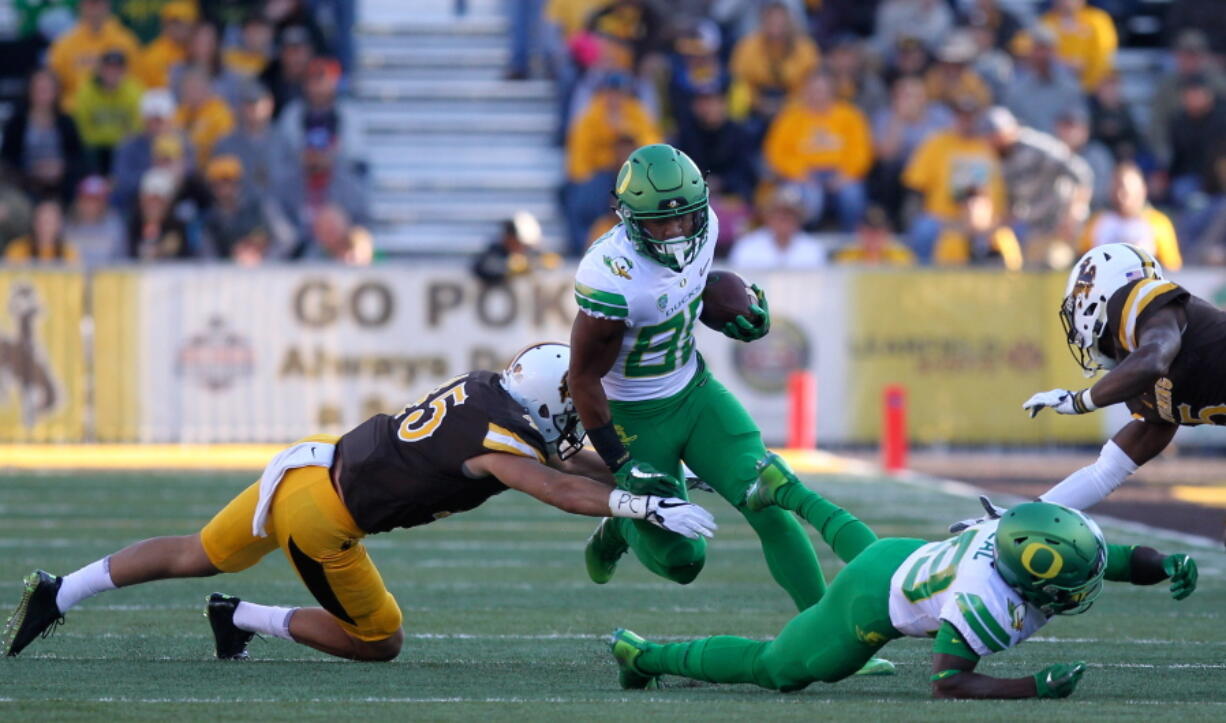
[135,0,197,90]
[174,67,234,167]
[4,199,79,264]
[729,1,820,134]
[832,205,916,265]
[223,14,275,78]
[1040,0,1117,91]
[934,185,1023,269]
[48,0,141,102]
[565,81,660,252]
[1079,162,1182,270]
[71,50,145,174]
[902,95,1005,260]
[763,71,871,230]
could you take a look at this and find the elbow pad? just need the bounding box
[1039,440,1138,510]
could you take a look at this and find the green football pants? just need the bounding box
[635,537,924,691]
[607,366,826,609]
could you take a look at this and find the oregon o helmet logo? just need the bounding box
[617,163,633,194]
[1020,542,1064,579]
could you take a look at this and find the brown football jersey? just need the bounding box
[1104,280,1226,426]
[337,371,549,533]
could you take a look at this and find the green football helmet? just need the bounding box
[614,143,709,272]
[994,502,1107,617]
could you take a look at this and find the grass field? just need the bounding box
[1,468,1223,721]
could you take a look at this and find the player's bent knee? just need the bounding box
[663,558,705,585]
[177,534,222,577]
[353,629,403,662]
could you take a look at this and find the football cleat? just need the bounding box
[585,517,628,584]
[3,569,65,657]
[609,628,658,689]
[205,593,255,660]
[743,452,799,512]
[854,657,896,676]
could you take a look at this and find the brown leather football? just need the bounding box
[700,271,757,329]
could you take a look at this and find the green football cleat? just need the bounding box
[585,517,628,584]
[854,657,896,676]
[744,452,799,512]
[609,628,658,689]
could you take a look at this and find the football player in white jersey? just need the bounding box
[568,145,890,676]
[609,484,1198,699]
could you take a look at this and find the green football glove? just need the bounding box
[722,284,770,342]
[1164,554,1198,600]
[1033,661,1087,699]
[614,461,683,498]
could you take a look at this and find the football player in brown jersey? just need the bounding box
[3,344,715,662]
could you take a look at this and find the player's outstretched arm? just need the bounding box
[466,453,716,540]
[1038,420,1175,509]
[549,448,615,486]
[930,652,1085,700]
[1104,543,1198,599]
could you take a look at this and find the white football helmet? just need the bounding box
[1060,243,1164,376]
[501,342,586,459]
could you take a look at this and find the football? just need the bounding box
[700,271,758,329]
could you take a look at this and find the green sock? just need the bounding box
[638,636,772,688]
[741,505,826,609]
[776,484,878,563]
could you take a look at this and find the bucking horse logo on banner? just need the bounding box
[0,285,58,428]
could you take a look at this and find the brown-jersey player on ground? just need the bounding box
[3,343,714,661]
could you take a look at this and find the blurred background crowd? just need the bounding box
[0,0,1224,273]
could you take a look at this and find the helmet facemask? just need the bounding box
[550,404,586,460]
[1059,293,1110,377]
[619,197,709,273]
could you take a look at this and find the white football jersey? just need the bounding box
[888,520,1049,657]
[573,212,719,401]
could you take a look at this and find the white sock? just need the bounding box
[55,557,117,613]
[233,601,297,641]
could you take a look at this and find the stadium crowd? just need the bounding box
[0,0,369,266]
[521,0,1226,269]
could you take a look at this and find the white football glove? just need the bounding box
[647,498,717,539]
[1022,388,1096,418]
[948,495,1006,534]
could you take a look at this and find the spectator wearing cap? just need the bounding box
[213,82,297,201]
[1039,0,1116,91]
[666,20,728,142]
[1148,30,1226,171]
[71,49,144,174]
[1079,162,1181,270]
[902,94,1004,260]
[1,69,85,204]
[278,57,363,168]
[174,66,234,167]
[832,206,916,265]
[924,30,992,115]
[881,34,932,90]
[1056,106,1114,209]
[135,1,197,90]
[1165,73,1226,208]
[112,89,192,210]
[934,184,1022,270]
[144,130,214,249]
[277,122,369,242]
[64,175,125,265]
[1003,26,1085,135]
[729,187,827,269]
[259,25,315,117]
[1089,71,1149,164]
[224,14,275,78]
[170,21,245,109]
[763,71,872,231]
[302,203,373,265]
[826,35,888,119]
[728,2,819,138]
[983,106,1093,261]
[674,90,756,203]
[4,199,78,264]
[47,0,140,101]
[564,74,661,251]
[873,0,953,60]
[471,211,561,283]
[128,167,191,260]
[583,0,666,74]
[870,75,952,226]
[201,154,295,262]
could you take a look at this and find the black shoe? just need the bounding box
[3,570,65,656]
[205,593,254,660]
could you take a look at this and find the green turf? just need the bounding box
[1,470,1222,721]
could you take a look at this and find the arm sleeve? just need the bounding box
[1106,544,1170,585]
[574,263,631,323]
[933,619,981,661]
[1105,543,1135,582]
